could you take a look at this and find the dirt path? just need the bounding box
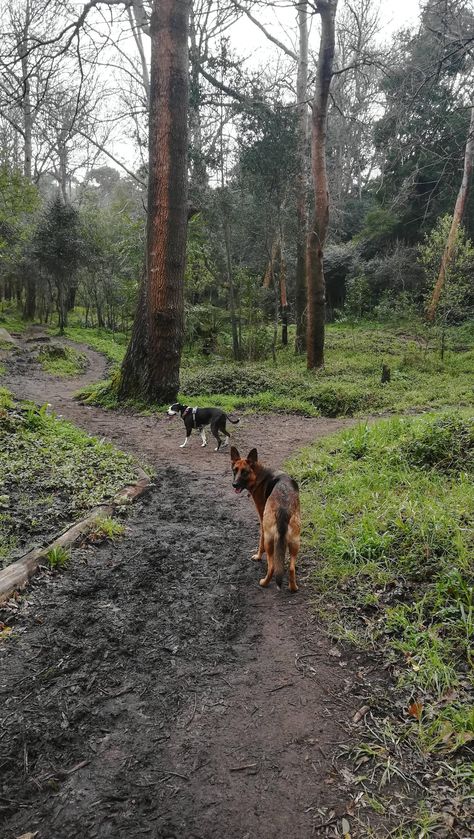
[1,334,382,839]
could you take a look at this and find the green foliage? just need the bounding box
[76,320,474,417]
[401,414,474,473]
[38,344,88,377]
[289,412,473,772]
[77,202,143,332]
[181,365,274,397]
[88,515,125,543]
[419,215,474,326]
[61,324,127,365]
[34,197,83,282]
[358,207,399,243]
[344,275,372,320]
[46,545,69,570]
[0,167,40,298]
[0,389,136,567]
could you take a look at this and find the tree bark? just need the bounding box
[119,0,190,404]
[19,0,33,181]
[295,0,309,354]
[426,105,474,322]
[23,276,36,320]
[307,0,338,370]
[280,244,288,346]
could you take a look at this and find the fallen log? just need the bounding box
[0,467,152,605]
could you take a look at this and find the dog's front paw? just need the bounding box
[201,442,207,447]
[251,553,263,561]
[259,577,270,587]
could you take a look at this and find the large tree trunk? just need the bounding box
[119,0,190,403]
[295,0,309,354]
[427,105,474,322]
[307,0,338,370]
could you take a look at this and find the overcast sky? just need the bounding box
[104,0,423,175]
[230,0,421,63]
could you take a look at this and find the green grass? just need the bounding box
[59,324,128,365]
[0,308,27,334]
[38,344,88,377]
[75,319,474,417]
[88,514,125,543]
[0,386,137,567]
[3,309,472,417]
[289,412,473,833]
[46,545,69,570]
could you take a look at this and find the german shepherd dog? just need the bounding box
[167,403,240,450]
[231,447,301,592]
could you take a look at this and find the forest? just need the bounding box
[0,1,473,838]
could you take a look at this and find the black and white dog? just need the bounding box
[167,403,240,450]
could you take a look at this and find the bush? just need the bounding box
[181,365,275,397]
[401,414,474,474]
[310,384,377,417]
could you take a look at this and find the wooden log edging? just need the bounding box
[0,467,152,606]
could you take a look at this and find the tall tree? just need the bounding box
[119,0,190,403]
[307,0,338,370]
[427,105,474,321]
[294,0,309,354]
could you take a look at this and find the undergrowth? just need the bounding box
[289,412,473,834]
[0,386,136,567]
[38,344,88,377]
[75,320,474,418]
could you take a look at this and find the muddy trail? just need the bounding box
[1,331,383,839]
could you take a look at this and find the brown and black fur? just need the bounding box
[230,447,301,592]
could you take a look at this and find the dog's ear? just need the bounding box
[247,448,258,465]
[230,446,240,464]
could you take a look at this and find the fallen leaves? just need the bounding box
[407,700,423,720]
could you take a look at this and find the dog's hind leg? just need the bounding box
[259,538,274,587]
[251,524,264,561]
[288,541,299,593]
[210,420,222,451]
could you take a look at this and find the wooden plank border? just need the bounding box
[0,467,152,605]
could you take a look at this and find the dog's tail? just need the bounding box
[227,414,240,424]
[274,509,289,589]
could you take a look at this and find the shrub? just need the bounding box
[181,365,274,397]
[401,414,474,474]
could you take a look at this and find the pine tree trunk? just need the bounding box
[427,105,474,322]
[119,0,190,403]
[295,0,309,354]
[307,0,337,370]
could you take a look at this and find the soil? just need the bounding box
[0,330,384,839]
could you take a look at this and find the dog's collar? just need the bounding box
[183,406,198,427]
